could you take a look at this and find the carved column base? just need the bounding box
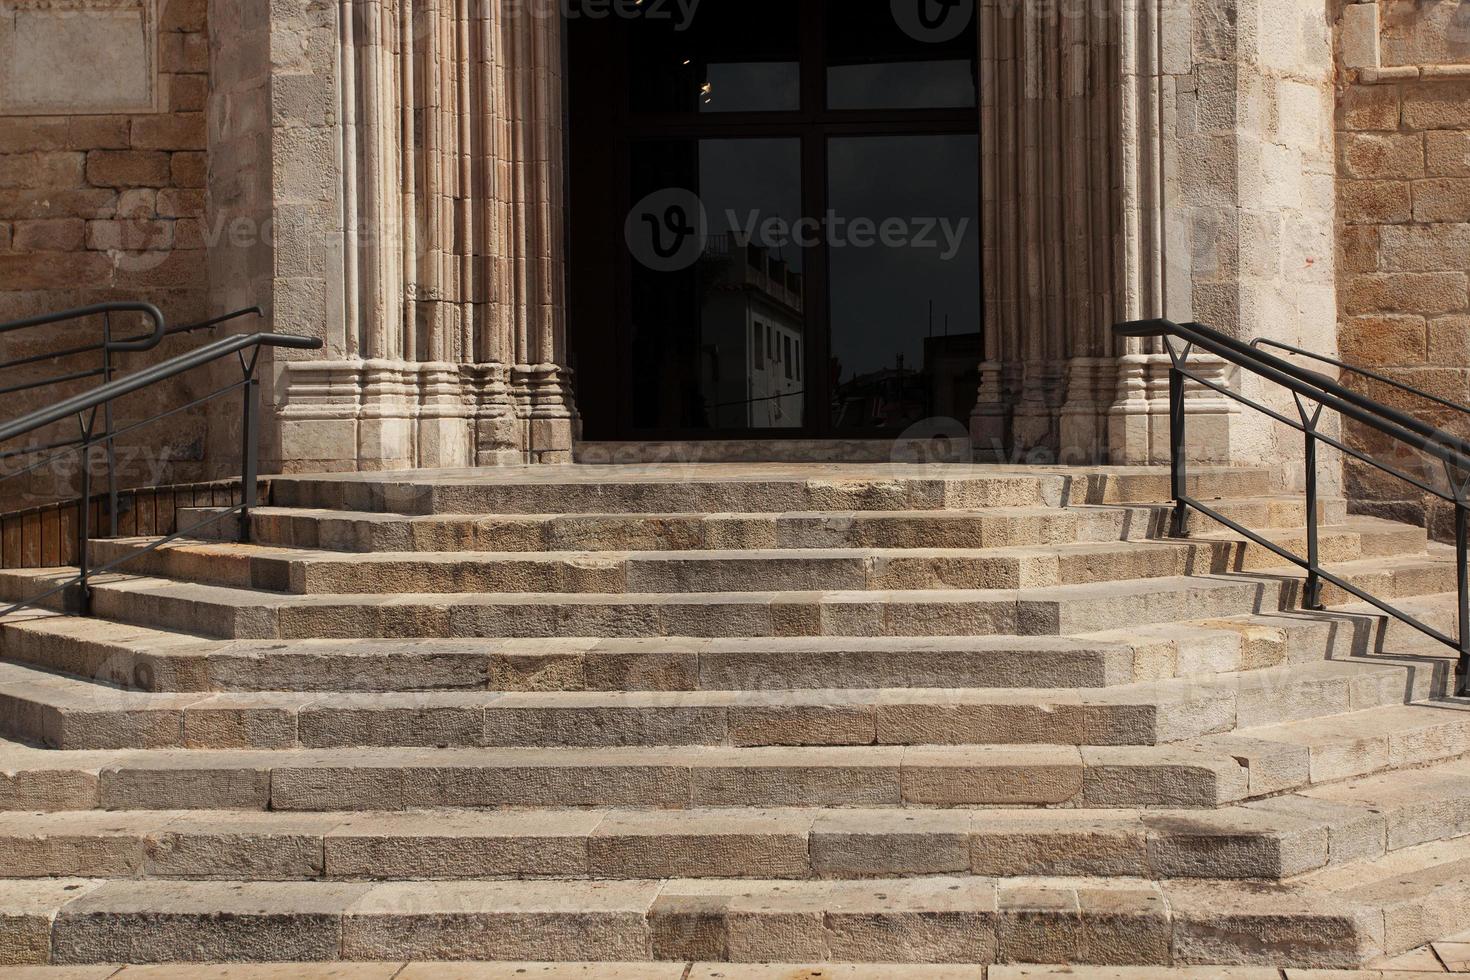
[468,363,521,467]
[1107,353,1240,466]
[513,363,579,464]
[1011,361,1067,462]
[270,360,577,472]
[970,361,1010,461]
[1059,357,1116,466]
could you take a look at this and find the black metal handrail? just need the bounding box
[0,328,323,619]
[0,303,263,538]
[0,301,166,355]
[1251,336,1470,423]
[1116,317,1470,697]
[0,306,263,396]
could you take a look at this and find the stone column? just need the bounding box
[503,9,577,464]
[975,0,1339,481]
[209,0,577,474]
[1107,0,1340,479]
[973,0,1125,464]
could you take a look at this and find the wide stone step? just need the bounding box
[187,505,1091,553]
[6,754,1469,881]
[0,740,1253,811]
[0,605,1376,694]
[0,659,1445,751]
[85,519,1426,596]
[7,699,1468,812]
[267,464,1272,516]
[0,866,1407,967]
[181,493,1344,554]
[52,554,1457,641]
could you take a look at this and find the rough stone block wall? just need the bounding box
[1337,1,1470,536]
[0,0,212,511]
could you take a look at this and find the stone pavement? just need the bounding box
[5,945,1470,977]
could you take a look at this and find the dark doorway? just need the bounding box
[567,0,981,440]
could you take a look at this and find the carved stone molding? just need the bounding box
[1342,0,1470,83]
[0,0,160,115]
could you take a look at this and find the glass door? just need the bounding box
[567,0,981,440]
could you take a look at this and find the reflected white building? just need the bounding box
[699,236,806,430]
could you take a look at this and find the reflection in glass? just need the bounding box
[827,0,978,110]
[629,0,800,113]
[629,139,806,431]
[827,134,981,432]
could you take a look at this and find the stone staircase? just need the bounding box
[0,462,1467,968]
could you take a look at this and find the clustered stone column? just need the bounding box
[972,0,1125,463]
[971,0,1307,469]
[259,0,576,472]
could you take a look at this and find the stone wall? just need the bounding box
[0,0,212,510]
[1337,0,1470,535]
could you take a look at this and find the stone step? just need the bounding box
[0,590,1451,700]
[1087,494,1351,541]
[0,867,1403,967]
[186,505,1092,553]
[0,605,1373,694]
[267,464,1272,516]
[0,739,1253,812]
[1296,832,1470,959]
[0,658,1447,751]
[49,554,1456,641]
[6,699,1469,813]
[5,755,1469,882]
[0,556,1456,645]
[180,493,1346,554]
[84,519,1425,596]
[1192,700,1470,796]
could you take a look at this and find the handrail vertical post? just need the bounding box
[1303,428,1323,610]
[1457,501,1470,697]
[1299,397,1325,611]
[75,434,93,617]
[1168,363,1189,537]
[102,312,119,538]
[239,374,260,544]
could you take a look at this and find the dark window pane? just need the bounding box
[628,0,800,114]
[628,138,806,431]
[827,0,978,110]
[827,134,981,433]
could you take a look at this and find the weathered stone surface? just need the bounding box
[51,881,369,964]
[1340,133,1425,180]
[1341,86,1402,131]
[1340,180,1413,224]
[341,881,658,962]
[1427,131,1470,177]
[1342,272,1469,315]
[1413,178,1470,223]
